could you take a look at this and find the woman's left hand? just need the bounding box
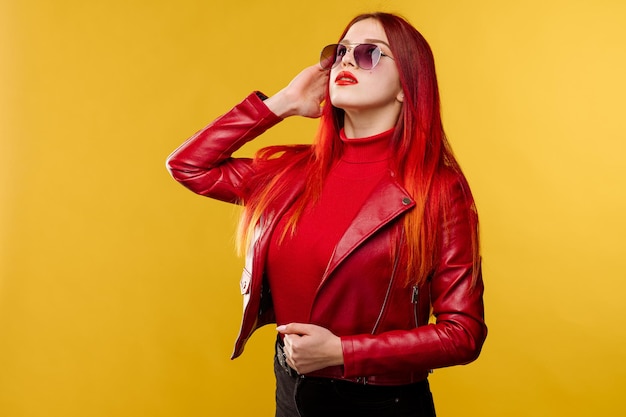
[277,323,344,374]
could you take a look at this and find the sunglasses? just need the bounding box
[320,43,394,70]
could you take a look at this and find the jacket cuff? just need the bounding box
[340,336,359,378]
[247,91,282,123]
[254,91,269,101]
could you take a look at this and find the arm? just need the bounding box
[165,92,282,204]
[340,176,487,377]
[166,65,329,204]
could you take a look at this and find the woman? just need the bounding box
[167,12,486,417]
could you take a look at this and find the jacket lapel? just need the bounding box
[320,175,415,282]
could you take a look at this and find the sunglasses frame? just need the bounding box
[320,43,394,71]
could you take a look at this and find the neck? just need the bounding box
[341,104,402,138]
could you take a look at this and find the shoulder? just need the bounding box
[437,166,473,199]
[433,166,479,231]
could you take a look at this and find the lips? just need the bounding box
[335,71,358,85]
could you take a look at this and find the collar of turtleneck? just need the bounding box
[339,127,394,164]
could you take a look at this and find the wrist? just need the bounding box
[330,335,345,366]
[264,88,298,118]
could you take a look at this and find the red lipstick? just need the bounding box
[335,71,358,85]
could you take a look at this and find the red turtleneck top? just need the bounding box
[266,128,394,326]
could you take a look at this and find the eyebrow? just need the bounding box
[340,38,392,49]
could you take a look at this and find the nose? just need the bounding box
[340,47,357,67]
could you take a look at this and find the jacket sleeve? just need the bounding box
[340,175,487,378]
[165,92,283,204]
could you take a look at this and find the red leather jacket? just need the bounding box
[166,92,487,385]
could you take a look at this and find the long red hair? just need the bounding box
[238,12,480,287]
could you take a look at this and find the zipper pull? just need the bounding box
[411,285,419,304]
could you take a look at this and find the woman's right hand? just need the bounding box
[264,65,330,119]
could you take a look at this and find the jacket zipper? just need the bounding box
[411,285,419,327]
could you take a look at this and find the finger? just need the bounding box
[277,322,311,336]
[282,336,303,373]
[285,355,299,373]
[282,333,295,349]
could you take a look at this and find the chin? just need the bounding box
[329,95,357,111]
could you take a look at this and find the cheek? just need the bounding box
[382,69,402,89]
[380,75,403,100]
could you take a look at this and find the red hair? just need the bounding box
[238,12,480,287]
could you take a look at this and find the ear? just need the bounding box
[396,91,405,103]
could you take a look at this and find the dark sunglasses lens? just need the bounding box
[354,44,380,70]
[320,44,338,70]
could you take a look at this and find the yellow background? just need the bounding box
[2,0,625,416]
